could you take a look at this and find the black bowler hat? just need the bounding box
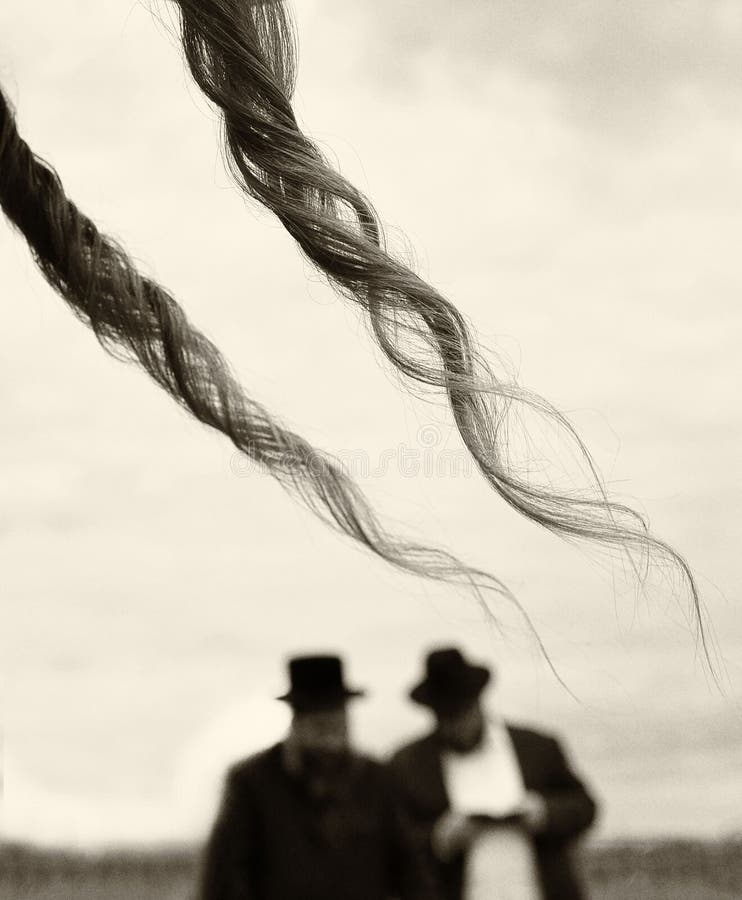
[277,655,365,710]
[409,647,492,712]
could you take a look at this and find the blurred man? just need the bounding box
[388,647,597,900]
[199,654,437,900]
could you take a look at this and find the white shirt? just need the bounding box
[441,719,525,817]
[441,720,543,900]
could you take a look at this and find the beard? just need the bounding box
[441,721,485,754]
[299,748,352,801]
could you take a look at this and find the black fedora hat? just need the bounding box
[409,647,492,712]
[277,655,365,710]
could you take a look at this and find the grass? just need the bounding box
[2,838,741,899]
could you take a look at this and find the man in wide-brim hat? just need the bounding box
[198,654,438,900]
[388,647,598,900]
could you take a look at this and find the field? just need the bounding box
[1,839,740,900]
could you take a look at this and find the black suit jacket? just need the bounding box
[198,742,439,900]
[387,725,598,900]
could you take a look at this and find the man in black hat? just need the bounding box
[388,647,598,900]
[198,654,438,900]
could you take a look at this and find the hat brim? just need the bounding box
[409,666,490,711]
[276,687,366,709]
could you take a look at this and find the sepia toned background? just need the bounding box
[1,0,740,850]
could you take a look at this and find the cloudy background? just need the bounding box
[1,0,740,847]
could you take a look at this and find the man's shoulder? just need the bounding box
[225,743,282,785]
[506,722,554,740]
[388,731,438,769]
[506,722,561,754]
[348,752,392,789]
[353,750,384,770]
[229,746,386,780]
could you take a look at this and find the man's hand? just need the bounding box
[519,791,548,834]
[431,811,479,861]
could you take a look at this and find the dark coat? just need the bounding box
[198,742,439,900]
[387,726,598,900]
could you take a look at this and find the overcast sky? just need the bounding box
[1,0,741,847]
